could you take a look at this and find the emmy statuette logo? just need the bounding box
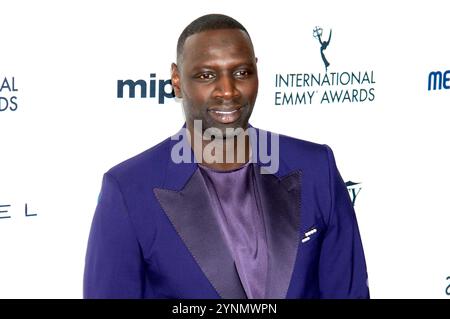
[313,26,332,72]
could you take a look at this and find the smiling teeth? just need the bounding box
[211,110,238,115]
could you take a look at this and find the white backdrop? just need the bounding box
[1,0,449,298]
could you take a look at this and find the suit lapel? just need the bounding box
[154,169,246,299]
[250,127,302,298]
[154,128,246,299]
[253,165,301,299]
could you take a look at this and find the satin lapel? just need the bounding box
[154,168,247,299]
[253,165,301,299]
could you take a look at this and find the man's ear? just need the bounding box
[171,63,182,98]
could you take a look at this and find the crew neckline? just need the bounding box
[198,161,252,174]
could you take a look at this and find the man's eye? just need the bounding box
[198,73,215,80]
[235,70,250,78]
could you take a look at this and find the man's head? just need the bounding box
[171,14,258,137]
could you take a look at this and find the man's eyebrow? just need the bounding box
[190,61,256,70]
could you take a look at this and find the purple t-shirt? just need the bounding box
[199,162,268,299]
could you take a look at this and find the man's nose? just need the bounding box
[213,75,239,100]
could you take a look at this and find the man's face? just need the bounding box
[172,29,258,137]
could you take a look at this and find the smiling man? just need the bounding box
[83,14,369,299]
[171,22,259,171]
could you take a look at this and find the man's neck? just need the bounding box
[188,126,251,172]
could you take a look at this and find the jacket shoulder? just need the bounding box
[106,137,171,187]
[276,131,331,170]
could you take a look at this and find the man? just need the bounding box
[83,14,369,299]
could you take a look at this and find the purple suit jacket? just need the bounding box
[83,126,369,299]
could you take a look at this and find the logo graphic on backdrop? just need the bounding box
[0,203,37,220]
[274,28,376,106]
[428,70,450,91]
[346,181,362,207]
[117,73,175,104]
[0,77,18,112]
[446,276,450,296]
[313,26,332,72]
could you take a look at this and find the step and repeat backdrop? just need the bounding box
[1,0,449,298]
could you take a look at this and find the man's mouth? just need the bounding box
[208,105,245,124]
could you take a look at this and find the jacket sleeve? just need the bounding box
[83,173,145,298]
[318,145,369,298]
